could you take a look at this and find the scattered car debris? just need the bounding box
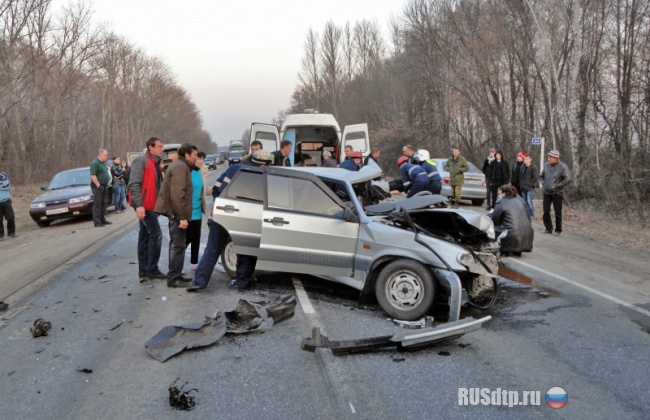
[77,368,93,374]
[31,318,52,338]
[0,301,8,312]
[438,351,451,356]
[392,316,434,329]
[301,316,491,355]
[391,357,406,362]
[92,308,101,313]
[98,275,107,279]
[109,321,124,331]
[168,378,197,411]
[145,294,296,362]
[35,348,46,354]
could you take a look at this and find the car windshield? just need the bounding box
[48,169,90,190]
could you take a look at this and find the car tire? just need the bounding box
[375,260,435,321]
[36,221,51,228]
[471,199,485,206]
[220,237,238,278]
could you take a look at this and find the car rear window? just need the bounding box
[223,171,263,202]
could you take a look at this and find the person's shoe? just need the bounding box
[542,229,552,234]
[553,231,561,237]
[167,279,187,288]
[186,284,203,292]
[147,271,167,280]
[228,279,251,290]
[101,220,113,225]
[94,224,106,228]
[179,276,192,282]
[189,264,199,272]
[8,233,17,238]
[114,210,122,214]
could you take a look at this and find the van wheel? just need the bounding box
[375,260,435,321]
[471,199,485,206]
[220,237,238,278]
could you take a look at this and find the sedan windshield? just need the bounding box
[48,169,90,190]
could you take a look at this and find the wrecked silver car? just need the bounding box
[214,161,500,321]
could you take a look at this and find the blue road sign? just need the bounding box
[532,137,542,145]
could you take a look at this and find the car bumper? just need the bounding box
[29,202,94,223]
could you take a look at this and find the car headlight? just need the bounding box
[69,195,92,204]
[486,225,495,240]
[457,252,476,267]
[30,202,46,209]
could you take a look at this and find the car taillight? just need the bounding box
[443,177,450,185]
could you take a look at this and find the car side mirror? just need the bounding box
[344,207,359,223]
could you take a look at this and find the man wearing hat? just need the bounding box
[186,150,273,292]
[540,150,571,236]
[340,151,362,171]
[392,156,429,198]
[321,150,337,168]
[510,151,526,196]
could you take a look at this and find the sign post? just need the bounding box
[531,137,545,173]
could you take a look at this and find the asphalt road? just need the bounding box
[1,164,649,418]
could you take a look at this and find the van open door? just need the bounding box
[340,123,370,163]
[250,123,280,153]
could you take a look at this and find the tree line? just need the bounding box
[0,0,213,184]
[290,0,650,223]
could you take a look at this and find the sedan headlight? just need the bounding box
[457,252,476,267]
[69,195,92,204]
[30,202,46,209]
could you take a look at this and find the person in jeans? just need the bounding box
[89,149,111,227]
[111,156,126,213]
[0,170,17,239]
[154,143,199,288]
[186,152,206,271]
[518,155,539,218]
[128,137,165,281]
[186,150,273,292]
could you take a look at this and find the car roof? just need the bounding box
[278,160,382,183]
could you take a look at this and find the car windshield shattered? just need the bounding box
[214,160,501,322]
[48,169,90,190]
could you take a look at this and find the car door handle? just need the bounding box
[264,217,289,226]
[216,205,239,213]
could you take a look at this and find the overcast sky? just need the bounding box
[53,0,407,148]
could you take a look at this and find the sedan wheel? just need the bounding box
[220,237,238,278]
[36,221,51,228]
[375,260,435,321]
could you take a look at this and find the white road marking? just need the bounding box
[349,402,356,414]
[292,277,315,314]
[509,259,650,318]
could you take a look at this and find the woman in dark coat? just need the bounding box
[487,150,510,209]
[489,184,534,256]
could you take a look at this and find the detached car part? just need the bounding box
[169,378,197,411]
[301,316,491,355]
[31,318,52,338]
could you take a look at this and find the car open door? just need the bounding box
[340,123,370,163]
[250,123,279,153]
[257,168,359,276]
[212,168,265,256]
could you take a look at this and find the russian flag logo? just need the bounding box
[545,387,568,409]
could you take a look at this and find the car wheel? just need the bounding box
[375,260,435,321]
[220,237,238,278]
[36,221,51,228]
[471,199,485,206]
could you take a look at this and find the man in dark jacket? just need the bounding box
[402,144,421,165]
[510,151,526,196]
[540,150,571,236]
[487,150,510,210]
[89,148,111,227]
[482,148,496,209]
[154,143,198,287]
[321,151,337,167]
[518,155,539,218]
[489,184,534,256]
[340,151,362,171]
[271,140,292,166]
[128,137,165,281]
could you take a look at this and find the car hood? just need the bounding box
[366,195,495,238]
[31,186,92,204]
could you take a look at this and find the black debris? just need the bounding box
[458,343,470,348]
[98,274,107,280]
[77,368,93,374]
[391,357,406,362]
[0,302,8,311]
[129,261,137,264]
[35,348,46,354]
[8,371,16,376]
[31,319,52,338]
[169,378,197,411]
[438,351,451,356]
[127,293,132,296]
[92,308,101,313]
[109,322,123,331]
[54,301,62,305]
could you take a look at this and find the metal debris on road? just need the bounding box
[109,321,124,331]
[31,318,52,338]
[145,294,297,362]
[0,301,8,311]
[77,368,93,374]
[301,316,492,355]
[168,378,197,411]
